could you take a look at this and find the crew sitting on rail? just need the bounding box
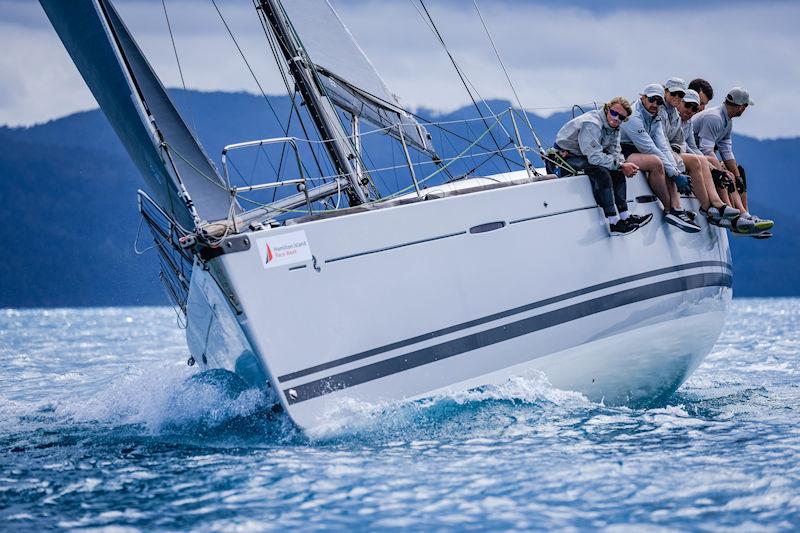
[691,86,774,235]
[620,84,700,233]
[552,96,653,236]
[662,85,740,226]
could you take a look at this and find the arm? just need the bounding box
[717,129,735,161]
[694,114,723,156]
[685,122,704,156]
[620,117,681,176]
[723,158,740,176]
[578,123,618,169]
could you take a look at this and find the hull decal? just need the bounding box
[283,272,731,404]
[278,261,731,383]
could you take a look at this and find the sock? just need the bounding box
[619,211,630,220]
[608,215,620,225]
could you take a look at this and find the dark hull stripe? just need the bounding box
[283,272,731,404]
[278,261,731,383]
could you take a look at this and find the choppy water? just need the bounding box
[1,300,799,531]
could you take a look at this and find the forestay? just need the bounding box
[40,0,236,229]
[281,0,435,155]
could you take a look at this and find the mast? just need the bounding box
[257,0,369,204]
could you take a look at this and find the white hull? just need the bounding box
[186,170,732,432]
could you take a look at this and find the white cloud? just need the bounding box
[1,0,798,139]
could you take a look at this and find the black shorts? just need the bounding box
[621,143,639,158]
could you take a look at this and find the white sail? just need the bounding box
[281,0,434,154]
[40,0,236,229]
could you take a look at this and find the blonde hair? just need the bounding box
[605,96,633,118]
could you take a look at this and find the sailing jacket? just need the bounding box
[658,102,686,172]
[554,109,624,170]
[691,105,735,160]
[679,119,704,156]
[620,100,681,177]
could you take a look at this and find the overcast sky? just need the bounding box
[2,0,798,139]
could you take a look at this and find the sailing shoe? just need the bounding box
[665,209,701,233]
[609,218,639,236]
[732,215,756,234]
[750,215,775,232]
[706,204,740,223]
[627,213,653,228]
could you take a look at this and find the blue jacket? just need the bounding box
[620,99,682,177]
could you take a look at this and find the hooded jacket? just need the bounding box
[554,109,625,170]
[620,99,682,177]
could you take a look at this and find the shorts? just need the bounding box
[621,143,639,158]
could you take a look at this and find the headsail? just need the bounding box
[280,0,435,155]
[40,0,235,229]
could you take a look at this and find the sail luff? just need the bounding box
[39,0,236,228]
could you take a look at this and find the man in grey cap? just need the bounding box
[620,83,700,232]
[692,87,774,233]
[670,88,740,224]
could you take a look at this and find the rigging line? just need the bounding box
[412,0,512,172]
[210,0,285,135]
[472,0,545,154]
[383,116,503,199]
[160,0,197,135]
[402,107,520,169]
[463,139,515,177]
[410,0,515,148]
[257,2,338,185]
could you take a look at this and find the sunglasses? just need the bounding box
[608,109,628,121]
[668,90,685,98]
[684,102,699,112]
[646,95,664,105]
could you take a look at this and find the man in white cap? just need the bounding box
[692,87,773,233]
[669,88,740,225]
[620,83,700,232]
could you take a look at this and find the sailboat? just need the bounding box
[40,0,732,432]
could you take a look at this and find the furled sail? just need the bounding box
[40,0,236,229]
[280,0,435,155]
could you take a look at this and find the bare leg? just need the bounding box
[667,179,682,210]
[698,158,726,209]
[680,154,710,210]
[706,155,745,211]
[627,154,670,210]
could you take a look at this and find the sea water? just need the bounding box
[1,300,798,531]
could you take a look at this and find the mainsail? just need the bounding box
[40,0,235,229]
[280,0,435,155]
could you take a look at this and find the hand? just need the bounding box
[621,162,639,177]
[673,173,693,195]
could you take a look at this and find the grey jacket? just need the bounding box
[659,102,686,172]
[554,109,625,170]
[691,105,735,160]
[620,99,682,177]
[679,119,704,156]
